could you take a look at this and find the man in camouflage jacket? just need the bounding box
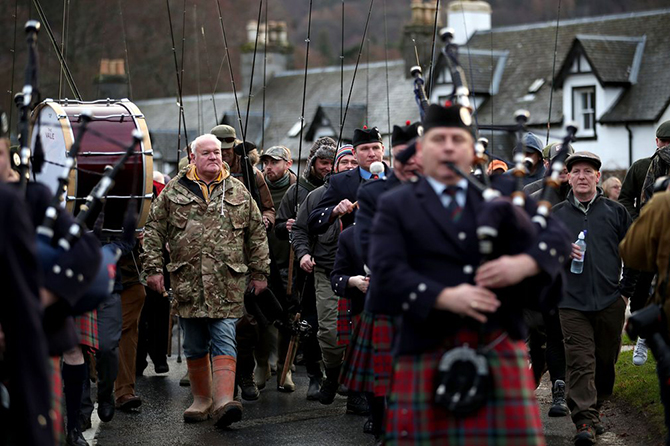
[142,134,270,428]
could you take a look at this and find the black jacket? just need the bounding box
[331,226,366,316]
[292,185,340,271]
[619,157,651,220]
[308,165,391,234]
[553,190,634,311]
[370,176,570,355]
[275,175,323,240]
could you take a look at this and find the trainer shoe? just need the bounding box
[633,338,648,366]
[574,423,596,446]
[548,379,569,417]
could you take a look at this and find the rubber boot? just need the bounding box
[211,355,243,428]
[277,362,296,392]
[183,355,212,422]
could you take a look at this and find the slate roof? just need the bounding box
[446,8,670,126]
[304,104,367,143]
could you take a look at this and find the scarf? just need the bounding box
[641,144,670,207]
[267,171,291,190]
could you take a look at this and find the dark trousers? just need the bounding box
[631,271,655,314]
[543,307,566,383]
[560,297,626,426]
[136,286,170,371]
[236,315,260,377]
[115,284,145,399]
[81,292,122,418]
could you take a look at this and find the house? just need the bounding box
[430,2,670,170]
[138,2,670,175]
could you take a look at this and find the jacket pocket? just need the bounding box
[166,261,192,303]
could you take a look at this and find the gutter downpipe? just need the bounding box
[625,122,633,167]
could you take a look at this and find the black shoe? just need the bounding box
[97,394,115,422]
[79,414,92,431]
[574,424,596,446]
[66,427,89,446]
[363,418,375,435]
[346,393,370,415]
[306,375,322,401]
[548,379,569,417]
[594,422,605,435]
[238,375,260,401]
[154,363,169,374]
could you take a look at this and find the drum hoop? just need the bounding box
[119,99,153,229]
[30,100,77,213]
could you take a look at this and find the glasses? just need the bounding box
[218,137,236,143]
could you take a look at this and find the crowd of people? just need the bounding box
[3,105,670,446]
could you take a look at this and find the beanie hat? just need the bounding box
[335,145,354,170]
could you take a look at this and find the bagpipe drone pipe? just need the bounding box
[409,27,577,314]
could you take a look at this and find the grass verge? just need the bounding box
[614,349,666,437]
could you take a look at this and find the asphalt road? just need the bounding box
[89,343,658,445]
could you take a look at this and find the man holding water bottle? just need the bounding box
[552,151,636,445]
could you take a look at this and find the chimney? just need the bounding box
[241,20,291,96]
[94,58,129,99]
[401,0,440,79]
[446,1,491,45]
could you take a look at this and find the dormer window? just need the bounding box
[573,86,596,136]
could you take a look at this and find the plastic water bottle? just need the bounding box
[570,231,587,274]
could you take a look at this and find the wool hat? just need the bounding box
[335,145,354,169]
[423,104,475,136]
[391,121,421,147]
[352,126,383,148]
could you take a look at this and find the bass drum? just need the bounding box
[30,99,153,235]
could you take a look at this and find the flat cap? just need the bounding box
[261,146,291,162]
[542,142,574,160]
[352,126,383,148]
[210,125,237,148]
[565,151,602,171]
[656,120,670,139]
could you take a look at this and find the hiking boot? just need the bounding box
[574,424,596,446]
[548,379,569,417]
[306,374,322,401]
[346,392,370,415]
[238,374,260,401]
[633,338,648,366]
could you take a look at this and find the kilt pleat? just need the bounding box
[75,310,99,350]
[342,311,394,396]
[337,297,353,346]
[385,333,545,446]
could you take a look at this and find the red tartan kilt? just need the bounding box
[75,310,99,350]
[342,311,393,396]
[385,331,545,446]
[337,297,353,346]
[49,356,64,444]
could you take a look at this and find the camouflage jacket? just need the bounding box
[141,168,270,319]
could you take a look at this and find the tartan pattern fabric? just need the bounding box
[342,311,394,396]
[385,332,545,446]
[75,310,99,350]
[337,297,353,346]
[49,356,64,445]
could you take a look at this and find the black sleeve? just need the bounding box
[275,184,297,240]
[354,183,377,266]
[308,177,341,234]
[619,160,643,219]
[292,194,312,262]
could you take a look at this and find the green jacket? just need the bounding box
[141,169,270,319]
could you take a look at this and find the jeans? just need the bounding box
[181,317,239,360]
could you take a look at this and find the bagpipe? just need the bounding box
[14,20,150,315]
[409,27,577,417]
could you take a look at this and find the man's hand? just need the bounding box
[147,274,165,294]
[286,218,296,232]
[434,284,500,323]
[262,216,271,229]
[570,243,583,260]
[300,254,316,273]
[332,199,355,218]
[348,275,370,293]
[475,254,541,289]
[39,287,59,308]
[249,279,268,296]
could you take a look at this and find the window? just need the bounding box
[573,87,596,134]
